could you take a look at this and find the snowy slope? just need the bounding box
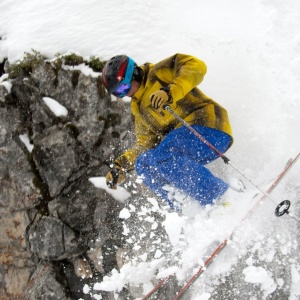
[1,0,300,299]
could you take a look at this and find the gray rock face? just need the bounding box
[28,216,87,260]
[27,263,72,300]
[0,57,138,299]
[32,127,80,197]
[0,106,41,211]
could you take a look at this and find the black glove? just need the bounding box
[106,165,125,189]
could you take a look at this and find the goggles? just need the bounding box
[112,81,131,98]
[112,57,135,98]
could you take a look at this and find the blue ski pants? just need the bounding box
[135,125,232,208]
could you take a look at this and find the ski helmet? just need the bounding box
[102,55,136,97]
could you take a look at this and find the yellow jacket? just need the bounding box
[115,53,233,171]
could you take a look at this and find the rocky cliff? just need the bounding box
[0,53,166,299]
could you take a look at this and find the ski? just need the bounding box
[142,152,300,300]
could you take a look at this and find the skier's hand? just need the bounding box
[106,165,125,189]
[150,90,170,112]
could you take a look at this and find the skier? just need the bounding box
[102,53,233,209]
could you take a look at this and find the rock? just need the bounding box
[0,105,41,212]
[0,106,23,143]
[5,267,32,297]
[0,139,41,211]
[31,61,57,96]
[0,211,35,298]
[0,55,138,299]
[0,85,9,103]
[28,216,87,260]
[0,105,41,210]
[26,263,72,300]
[87,248,104,273]
[73,257,93,279]
[32,126,80,198]
[0,211,30,251]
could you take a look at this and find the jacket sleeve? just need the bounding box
[155,53,207,102]
[114,119,157,171]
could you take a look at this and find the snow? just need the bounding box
[290,264,300,299]
[19,134,34,152]
[94,258,165,292]
[88,177,131,202]
[163,212,185,246]
[0,73,12,93]
[243,266,277,298]
[62,63,100,78]
[42,97,68,117]
[1,0,300,299]
[83,284,91,295]
[119,208,131,220]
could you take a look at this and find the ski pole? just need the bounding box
[163,105,294,206]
